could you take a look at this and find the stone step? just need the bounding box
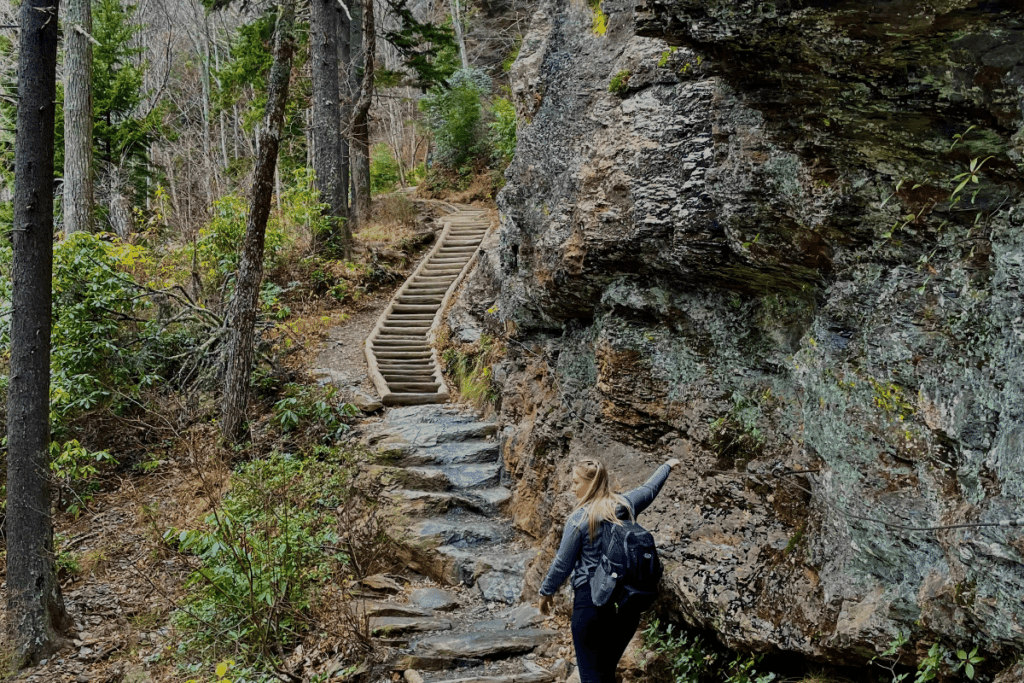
[434,546,536,593]
[407,515,513,549]
[388,655,483,672]
[380,325,431,333]
[406,462,501,490]
[444,240,481,247]
[370,616,453,636]
[418,440,500,465]
[377,416,499,447]
[374,351,434,359]
[352,601,433,619]
[430,672,555,683]
[391,487,510,516]
[404,285,451,292]
[411,630,557,660]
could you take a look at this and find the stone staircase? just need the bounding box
[360,404,567,683]
[365,208,492,407]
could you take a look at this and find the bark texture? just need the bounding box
[220,0,297,442]
[310,0,347,253]
[7,0,72,666]
[350,0,374,233]
[338,7,350,229]
[62,0,93,235]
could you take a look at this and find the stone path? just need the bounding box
[360,404,568,683]
[365,208,492,406]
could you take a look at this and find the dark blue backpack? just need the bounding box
[589,516,662,612]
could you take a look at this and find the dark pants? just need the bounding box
[571,583,643,683]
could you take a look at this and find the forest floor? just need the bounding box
[0,193,485,683]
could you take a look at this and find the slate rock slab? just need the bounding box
[410,587,460,612]
[362,574,404,593]
[506,604,545,629]
[477,570,523,604]
[370,616,453,635]
[354,600,433,618]
[413,629,558,658]
[390,654,483,671]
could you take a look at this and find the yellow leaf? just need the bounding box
[216,662,229,677]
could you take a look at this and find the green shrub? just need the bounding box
[642,619,777,683]
[271,383,359,443]
[370,143,402,195]
[166,446,392,660]
[419,68,492,168]
[609,69,631,96]
[489,97,517,163]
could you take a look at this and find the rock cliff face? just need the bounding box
[450,0,1024,669]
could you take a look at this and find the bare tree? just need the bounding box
[6,0,73,664]
[349,0,374,232]
[310,0,349,255]
[63,0,94,235]
[220,0,297,442]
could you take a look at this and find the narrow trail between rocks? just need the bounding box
[314,205,573,683]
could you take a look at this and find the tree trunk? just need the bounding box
[350,0,374,235]
[7,0,72,666]
[63,0,93,235]
[310,0,346,253]
[220,0,296,443]
[338,3,350,224]
[449,0,469,70]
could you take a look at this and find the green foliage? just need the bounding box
[380,0,458,89]
[502,35,522,72]
[89,0,163,194]
[47,234,161,422]
[642,619,776,683]
[592,5,607,35]
[166,446,391,660]
[708,391,765,466]
[609,70,631,96]
[419,68,492,168]
[440,335,500,411]
[370,143,401,195]
[50,439,118,516]
[872,633,985,683]
[271,383,358,442]
[167,450,352,656]
[489,97,517,163]
[198,166,327,287]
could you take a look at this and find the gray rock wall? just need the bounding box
[451,0,1024,669]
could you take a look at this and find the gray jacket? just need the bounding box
[539,464,671,596]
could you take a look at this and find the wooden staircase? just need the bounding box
[364,207,492,406]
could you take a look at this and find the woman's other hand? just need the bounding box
[539,594,554,615]
[666,458,680,468]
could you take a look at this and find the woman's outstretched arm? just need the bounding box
[622,458,679,516]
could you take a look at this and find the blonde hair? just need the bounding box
[573,458,634,539]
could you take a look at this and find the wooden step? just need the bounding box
[388,382,442,392]
[386,319,435,327]
[382,392,446,406]
[374,351,433,359]
[393,304,439,313]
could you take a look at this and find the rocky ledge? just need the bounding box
[450,0,1024,673]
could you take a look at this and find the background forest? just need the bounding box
[0,0,526,677]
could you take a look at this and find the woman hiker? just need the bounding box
[537,457,679,683]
